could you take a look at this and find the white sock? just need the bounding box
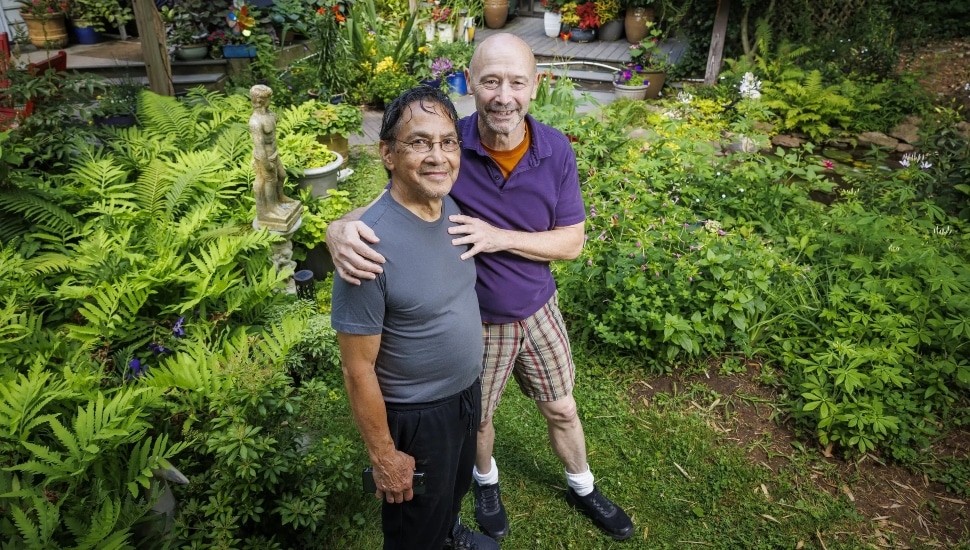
[566,465,595,497]
[473,456,499,486]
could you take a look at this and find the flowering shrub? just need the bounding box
[738,72,762,99]
[363,56,419,107]
[16,0,66,18]
[539,0,568,13]
[431,57,453,79]
[614,68,649,86]
[628,27,669,71]
[559,1,579,26]
[574,1,600,30]
[431,5,451,23]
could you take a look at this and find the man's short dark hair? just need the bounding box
[379,86,460,145]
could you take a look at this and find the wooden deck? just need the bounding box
[477,15,633,66]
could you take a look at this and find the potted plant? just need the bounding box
[280,134,342,198]
[92,77,141,127]
[612,66,649,100]
[67,0,133,35]
[539,0,567,37]
[595,0,623,41]
[427,40,474,95]
[160,0,220,60]
[431,3,454,43]
[267,0,312,45]
[621,0,655,43]
[16,0,69,48]
[568,0,600,42]
[626,25,669,97]
[307,101,362,167]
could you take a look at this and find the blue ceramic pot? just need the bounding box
[71,23,100,44]
[446,72,467,95]
[568,27,596,43]
[223,44,257,58]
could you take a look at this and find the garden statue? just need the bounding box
[249,84,302,232]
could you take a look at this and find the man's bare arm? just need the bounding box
[338,332,416,504]
[447,216,585,262]
[325,190,389,285]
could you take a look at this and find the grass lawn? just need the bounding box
[323,350,879,549]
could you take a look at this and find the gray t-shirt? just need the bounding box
[331,192,483,403]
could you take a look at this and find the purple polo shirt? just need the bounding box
[453,113,586,324]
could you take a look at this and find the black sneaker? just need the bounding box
[443,518,500,550]
[473,481,510,540]
[565,486,634,541]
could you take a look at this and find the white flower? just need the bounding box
[676,90,693,104]
[738,72,762,99]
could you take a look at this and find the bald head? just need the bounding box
[469,33,536,81]
[466,33,540,149]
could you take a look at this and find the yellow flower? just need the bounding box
[374,57,396,73]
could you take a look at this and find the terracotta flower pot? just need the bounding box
[21,12,69,49]
[624,7,654,44]
[484,0,509,29]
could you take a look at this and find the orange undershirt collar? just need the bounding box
[482,123,531,180]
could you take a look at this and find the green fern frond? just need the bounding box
[212,123,252,165]
[0,188,82,238]
[133,158,174,219]
[257,314,308,365]
[0,361,73,441]
[138,91,202,149]
[8,493,59,547]
[19,252,72,276]
[163,149,225,214]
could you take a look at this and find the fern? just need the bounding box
[0,187,82,239]
[8,493,59,548]
[0,361,74,442]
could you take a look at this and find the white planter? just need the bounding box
[437,23,454,43]
[298,152,343,197]
[424,22,436,42]
[613,83,648,100]
[543,11,562,37]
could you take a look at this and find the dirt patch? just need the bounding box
[630,366,969,548]
[898,38,970,115]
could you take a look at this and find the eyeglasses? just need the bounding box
[391,138,462,153]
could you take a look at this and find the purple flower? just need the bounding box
[128,358,145,379]
[431,57,453,79]
[148,342,171,355]
[172,316,185,338]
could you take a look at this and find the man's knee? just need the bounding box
[536,395,579,426]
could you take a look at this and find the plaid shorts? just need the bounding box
[480,293,575,422]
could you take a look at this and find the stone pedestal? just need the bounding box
[254,217,303,294]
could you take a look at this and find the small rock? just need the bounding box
[896,143,916,153]
[890,122,921,145]
[857,131,899,149]
[771,134,806,148]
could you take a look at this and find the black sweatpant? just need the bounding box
[381,380,481,550]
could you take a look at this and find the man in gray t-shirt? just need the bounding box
[331,87,497,550]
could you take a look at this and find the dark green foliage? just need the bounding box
[0,89,360,546]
